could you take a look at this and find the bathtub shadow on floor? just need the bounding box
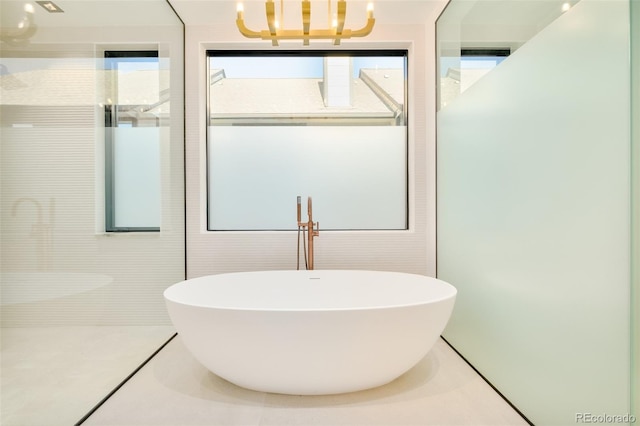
[84,333,528,425]
[151,334,473,408]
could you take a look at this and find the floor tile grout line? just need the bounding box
[74,332,178,425]
[440,336,534,426]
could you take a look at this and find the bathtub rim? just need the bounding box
[163,269,457,313]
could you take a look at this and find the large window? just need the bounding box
[207,50,408,231]
[104,51,162,232]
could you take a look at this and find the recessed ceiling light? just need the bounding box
[36,1,64,13]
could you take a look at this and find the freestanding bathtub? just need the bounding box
[164,270,457,395]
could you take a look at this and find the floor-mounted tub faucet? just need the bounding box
[297,196,320,270]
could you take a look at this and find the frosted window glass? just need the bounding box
[113,128,160,228]
[208,126,406,230]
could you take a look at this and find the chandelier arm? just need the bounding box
[349,16,375,38]
[333,0,346,45]
[302,1,311,46]
[236,5,262,38]
[265,1,279,46]
[236,19,263,38]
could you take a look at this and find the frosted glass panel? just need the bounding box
[436,0,583,110]
[632,0,640,417]
[113,127,161,228]
[437,0,631,424]
[208,126,407,230]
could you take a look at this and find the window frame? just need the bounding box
[205,49,409,232]
[104,50,161,233]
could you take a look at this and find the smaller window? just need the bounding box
[104,51,162,232]
[438,48,510,109]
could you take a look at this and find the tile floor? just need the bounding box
[1,326,176,426]
[82,336,529,426]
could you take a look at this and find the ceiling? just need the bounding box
[0,0,448,30]
[169,0,448,26]
[0,0,577,48]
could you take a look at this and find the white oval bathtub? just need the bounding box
[164,270,457,395]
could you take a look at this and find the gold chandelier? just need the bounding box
[236,0,375,46]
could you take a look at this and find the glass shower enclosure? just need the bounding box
[436,0,637,424]
[0,1,184,423]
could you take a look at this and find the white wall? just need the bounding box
[437,0,632,423]
[185,18,439,277]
